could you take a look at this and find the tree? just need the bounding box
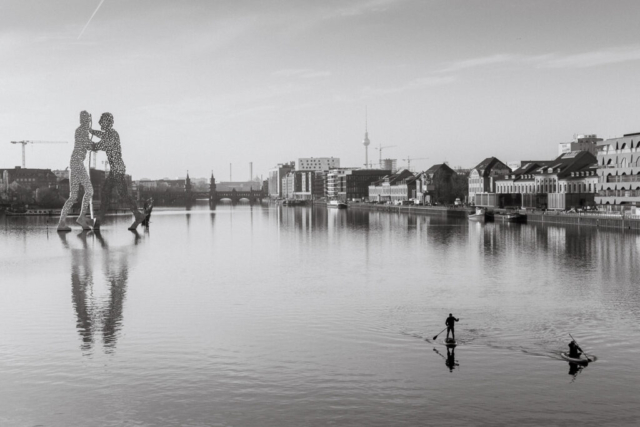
[36,186,64,208]
[451,174,469,203]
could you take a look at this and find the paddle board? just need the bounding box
[444,338,457,347]
[560,352,590,364]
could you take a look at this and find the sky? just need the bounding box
[2,0,640,180]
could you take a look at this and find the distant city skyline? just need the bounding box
[2,0,640,179]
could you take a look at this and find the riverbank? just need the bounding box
[527,212,640,230]
[345,202,640,231]
[345,203,468,218]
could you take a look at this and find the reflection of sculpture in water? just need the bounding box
[60,231,94,351]
[59,231,137,354]
[57,111,95,232]
[90,112,145,230]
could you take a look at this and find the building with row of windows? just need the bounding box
[0,167,58,193]
[495,152,598,195]
[268,162,295,198]
[296,157,340,171]
[368,169,416,202]
[282,170,316,200]
[326,168,390,201]
[270,158,390,201]
[493,151,598,210]
[596,132,640,208]
[468,157,511,204]
[471,141,600,210]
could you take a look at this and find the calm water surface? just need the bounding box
[1,203,639,426]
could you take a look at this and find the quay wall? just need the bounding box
[527,213,640,230]
[345,203,640,231]
[347,203,468,218]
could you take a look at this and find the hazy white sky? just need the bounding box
[2,0,640,179]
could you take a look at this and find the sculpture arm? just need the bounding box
[90,130,107,151]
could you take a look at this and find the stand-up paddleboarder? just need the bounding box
[445,313,459,341]
[568,340,583,359]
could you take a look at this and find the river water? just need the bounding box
[1,203,639,426]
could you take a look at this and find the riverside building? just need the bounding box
[326,168,390,201]
[268,162,295,198]
[468,157,511,205]
[282,171,315,200]
[368,169,416,203]
[0,167,58,192]
[558,134,602,156]
[296,157,340,171]
[596,132,640,209]
[415,163,458,205]
[492,151,597,210]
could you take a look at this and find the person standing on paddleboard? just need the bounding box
[445,313,459,341]
[568,340,583,359]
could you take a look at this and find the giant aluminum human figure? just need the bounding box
[90,112,145,230]
[57,111,95,232]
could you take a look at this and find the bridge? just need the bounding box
[191,188,266,203]
[136,174,267,205]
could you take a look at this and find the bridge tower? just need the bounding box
[185,171,192,192]
[209,172,217,202]
[185,171,192,204]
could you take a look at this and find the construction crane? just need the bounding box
[402,156,429,171]
[375,144,397,168]
[10,140,67,168]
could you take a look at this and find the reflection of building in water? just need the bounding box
[60,231,137,354]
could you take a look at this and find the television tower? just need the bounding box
[363,107,370,169]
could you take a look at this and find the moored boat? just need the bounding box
[495,211,526,223]
[504,212,525,223]
[328,200,348,209]
[468,207,493,222]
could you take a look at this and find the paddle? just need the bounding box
[433,327,447,341]
[569,333,592,362]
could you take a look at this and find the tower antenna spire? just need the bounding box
[363,106,370,169]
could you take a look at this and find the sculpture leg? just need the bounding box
[76,167,94,230]
[58,179,80,232]
[115,176,144,230]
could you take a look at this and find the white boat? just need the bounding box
[468,207,492,222]
[327,200,348,209]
